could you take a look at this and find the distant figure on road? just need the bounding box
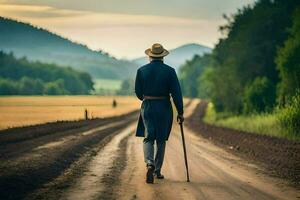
[135,43,184,184]
[112,99,117,108]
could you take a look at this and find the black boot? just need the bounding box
[154,172,164,179]
[146,165,155,184]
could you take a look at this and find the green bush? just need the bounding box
[44,81,67,95]
[0,78,19,95]
[19,77,44,95]
[243,77,276,113]
[44,82,64,95]
[278,92,300,136]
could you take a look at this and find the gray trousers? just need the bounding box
[143,138,166,174]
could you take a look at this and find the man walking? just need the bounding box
[135,43,184,184]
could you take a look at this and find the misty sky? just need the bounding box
[0,0,255,59]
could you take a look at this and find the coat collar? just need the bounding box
[150,60,163,63]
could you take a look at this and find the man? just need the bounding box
[135,43,184,184]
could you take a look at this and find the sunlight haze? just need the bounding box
[0,0,255,59]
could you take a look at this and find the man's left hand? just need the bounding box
[177,115,184,124]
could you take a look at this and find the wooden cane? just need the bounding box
[179,122,190,182]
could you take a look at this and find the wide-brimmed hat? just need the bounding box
[145,43,169,58]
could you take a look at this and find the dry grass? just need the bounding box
[0,96,140,130]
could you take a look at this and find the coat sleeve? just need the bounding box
[135,69,143,101]
[169,68,184,115]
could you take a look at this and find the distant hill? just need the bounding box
[0,17,138,80]
[132,43,212,70]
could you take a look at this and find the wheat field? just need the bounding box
[0,96,140,130]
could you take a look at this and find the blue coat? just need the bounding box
[135,60,183,141]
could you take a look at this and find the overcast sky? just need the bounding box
[0,0,255,59]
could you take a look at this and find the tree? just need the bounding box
[276,6,300,105]
[44,81,65,95]
[0,78,19,95]
[79,72,94,92]
[243,77,276,113]
[117,79,134,95]
[19,77,41,95]
[197,67,215,99]
[179,54,211,98]
[196,0,299,113]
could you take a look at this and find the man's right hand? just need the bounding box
[177,114,184,124]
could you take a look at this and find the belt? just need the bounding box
[143,95,168,100]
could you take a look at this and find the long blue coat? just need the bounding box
[135,60,183,142]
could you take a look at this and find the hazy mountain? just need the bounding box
[132,43,212,70]
[0,17,138,80]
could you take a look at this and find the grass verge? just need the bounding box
[203,102,299,140]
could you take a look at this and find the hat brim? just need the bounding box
[145,48,169,57]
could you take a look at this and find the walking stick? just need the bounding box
[179,121,190,182]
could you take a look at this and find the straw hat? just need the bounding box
[145,43,169,58]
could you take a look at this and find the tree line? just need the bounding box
[179,0,300,135]
[0,51,94,95]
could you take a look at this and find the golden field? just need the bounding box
[0,96,140,130]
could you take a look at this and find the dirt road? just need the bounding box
[115,100,299,200]
[0,100,299,199]
[0,111,138,200]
